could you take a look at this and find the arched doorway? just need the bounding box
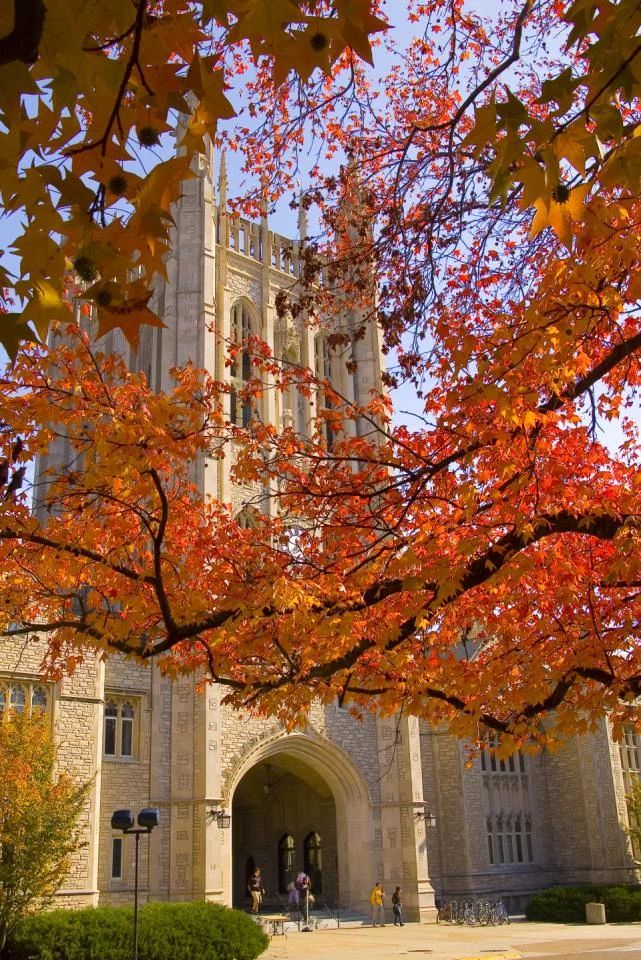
[231,756,338,907]
[228,733,373,912]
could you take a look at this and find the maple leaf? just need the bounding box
[93,285,166,349]
[530,184,590,250]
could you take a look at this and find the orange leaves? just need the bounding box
[2,329,641,742]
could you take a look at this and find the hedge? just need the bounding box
[525,884,641,923]
[5,901,269,960]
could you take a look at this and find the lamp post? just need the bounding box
[111,807,160,960]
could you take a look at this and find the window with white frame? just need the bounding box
[619,725,641,857]
[478,738,535,867]
[0,679,50,719]
[104,698,137,759]
[230,301,255,428]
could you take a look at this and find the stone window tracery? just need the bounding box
[479,739,534,867]
[230,301,256,428]
[0,678,50,720]
[314,333,335,450]
[104,697,137,759]
[619,725,641,857]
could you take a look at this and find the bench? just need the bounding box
[259,914,288,937]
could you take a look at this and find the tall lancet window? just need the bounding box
[230,301,255,428]
[314,333,334,450]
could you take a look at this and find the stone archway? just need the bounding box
[226,733,373,912]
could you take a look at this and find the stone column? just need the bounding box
[375,714,437,922]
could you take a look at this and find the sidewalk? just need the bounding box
[262,919,641,960]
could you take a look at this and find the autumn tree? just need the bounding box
[0,0,641,749]
[0,710,89,955]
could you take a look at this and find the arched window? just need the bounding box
[10,684,26,714]
[104,698,137,759]
[481,735,533,867]
[104,701,118,756]
[31,686,48,714]
[304,831,323,894]
[278,833,296,894]
[620,725,641,857]
[230,302,255,428]
[314,334,334,450]
[120,702,134,757]
[0,679,51,721]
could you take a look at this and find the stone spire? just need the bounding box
[297,187,308,245]
[218,149,228,208]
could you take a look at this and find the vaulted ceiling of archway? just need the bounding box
[233,755,334,807]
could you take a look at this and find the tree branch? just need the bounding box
[0,0,46,66]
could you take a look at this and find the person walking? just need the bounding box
[370,881,385,926]
[392,886,404,926]
[247,867,265,914]
[296,870,313,929]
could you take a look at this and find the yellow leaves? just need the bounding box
[133,155,193,222]
[227,0,305,53]
[530,183,589,250]
[226,0,387,84]
[462,102,497,156]
[0,0,389,356]
[0,315,38,362]
[180,56,236,153]
[21,281,72,339]
[334,0,389,65]
[92,282,165,349]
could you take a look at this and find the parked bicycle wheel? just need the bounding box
[464,905,476,926]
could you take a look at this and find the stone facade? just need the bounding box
[1,146,640,920]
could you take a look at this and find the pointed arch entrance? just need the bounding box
[228,733,373,911]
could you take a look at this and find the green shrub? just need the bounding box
[5,901,269,960]
[526,884,641,923]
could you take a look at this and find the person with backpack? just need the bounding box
[247,867,265,914]
[392,886,404,926]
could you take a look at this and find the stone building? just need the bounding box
[1,148,640,921]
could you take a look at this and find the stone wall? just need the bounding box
[0,637,103,909]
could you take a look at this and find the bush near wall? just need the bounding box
[525,885,641,923]
[4,901,269,960]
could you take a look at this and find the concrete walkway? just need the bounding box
[262,919,641,960]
